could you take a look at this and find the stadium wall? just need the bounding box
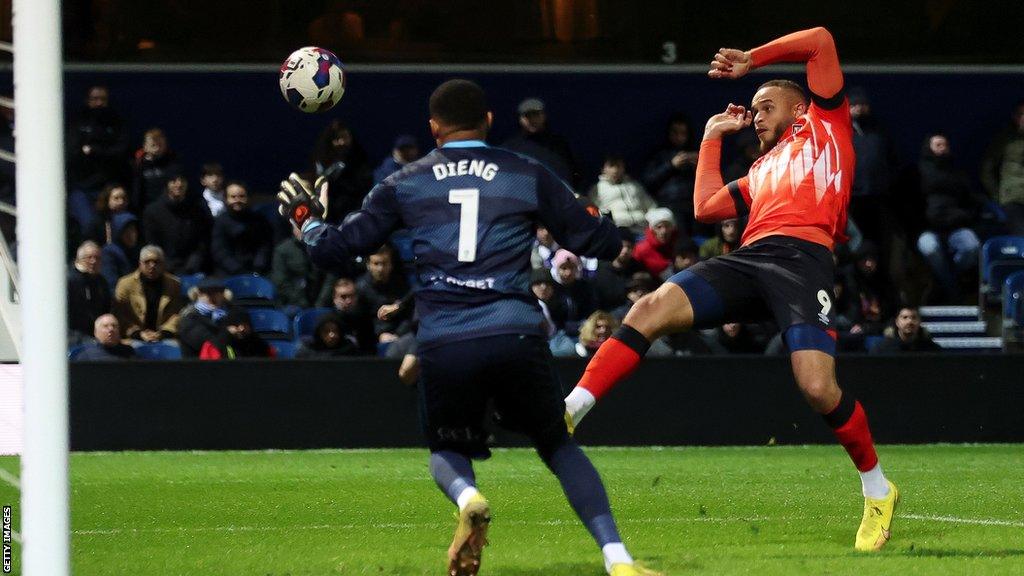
[69,355,1024,451]
[55,67,1024,197]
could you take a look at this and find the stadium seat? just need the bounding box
[1003,271,1024,326]
[253,202,292,245]
[293,307,333,342]
[133,342,183,360]
[268,339,299,359]
[177,273,205,297]
[225,274,276,304]
[980,236,1024,305]
[864,335,885,353]
[67,344,86,360]
[248,308,291,338]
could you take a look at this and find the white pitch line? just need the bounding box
[903,514,1024,528]
[73,513,1024,537]
[0,466,19,490]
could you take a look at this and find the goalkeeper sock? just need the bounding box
[541,440,622,549]
[429,450,477,506]
[602,543,634,572]
[577,325,650,400]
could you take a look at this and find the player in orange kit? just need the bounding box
[563,27,899,551]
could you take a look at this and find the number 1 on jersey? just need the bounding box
[449,188,479,262]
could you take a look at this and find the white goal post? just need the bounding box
[13,0,70,574]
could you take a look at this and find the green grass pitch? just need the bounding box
[1,445,1022,575]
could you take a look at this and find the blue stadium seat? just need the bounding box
[67,344,86,360]
[225,274,276,303]
[268,339,299,359]
[980,236,1024,305]
[1003,270,1024,326]
[293,307,333,342]
[133,342,183,360]
[864,335,885,353]
[177,273,205,297]
[248,308,291,338]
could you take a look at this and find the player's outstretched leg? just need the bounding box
[537,437,662,575]
[564,279,697,431]
[430,450,491,575]
[790,345,899,551]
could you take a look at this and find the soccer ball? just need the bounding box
[279,47,346,113]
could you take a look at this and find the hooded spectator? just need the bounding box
[296,312,361,358]
[550,249,596,337]
[100,212,140,288]
[373,134,420,183]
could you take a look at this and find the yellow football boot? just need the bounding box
[855,480,899,551]
[609,563,663,576]
[447,493,491,576]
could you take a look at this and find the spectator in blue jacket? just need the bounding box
[100,212,140,288]
[373,134,420,183]
[75,314,135,360]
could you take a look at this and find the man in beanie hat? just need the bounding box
[632,207,679,278]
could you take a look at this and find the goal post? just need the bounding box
[13,0,70,574]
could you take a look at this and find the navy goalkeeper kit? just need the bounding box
[301,140,621,350]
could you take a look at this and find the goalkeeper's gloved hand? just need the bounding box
[277,172,328,228]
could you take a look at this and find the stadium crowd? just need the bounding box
[64,85,1024,359]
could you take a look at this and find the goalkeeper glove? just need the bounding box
[277,172,328,228]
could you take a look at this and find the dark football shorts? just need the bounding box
[416,334,568,459]
[669,235,838,354]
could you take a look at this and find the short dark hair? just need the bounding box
[429,79,488,131]
[201,162,224,178]
[603,152,625,165]
[758,79,807,104]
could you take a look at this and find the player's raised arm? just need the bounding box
[709,26,843,101]
[694,104,751,223]
[277,173,401,269]
[535,166,621,261]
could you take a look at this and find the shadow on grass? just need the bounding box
[490,563,602,575]
[900,547,1024,559]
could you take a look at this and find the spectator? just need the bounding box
[87,183,130,245]
[501,97,580,188]
[642,113,699,235]
[357,245,412,342]
[723,129,761,182]
[67,241,111,345]
[132,128,181,210]
[199,308,275,359]
[699,218,742,259]
[270,225,325,308]
[672,236,699,274]
[67,86,129,232]
[915,133,982,303]
[312,119,373,223]
[112,245,183,343]
[75,314,135,361]
[870,306,941,353]
[100,212,140,288]
[142,173,212,275]
[373,134,420,183]
[211,181,273,275]
[590,227,641,309]
[530,225,560,270]
[611,273,657,321]
[550,249,596,337]
[177,277,233,358]
[633,207,679,279]
[575,310,618,357]
[199,162,227,218]
[588,153,657,234]
[843,241,892,337]
[981,100,1024,234]
[847,88,899,242]
[326,277,376,354]
[705,323,769,355]
[296,312,361,358]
